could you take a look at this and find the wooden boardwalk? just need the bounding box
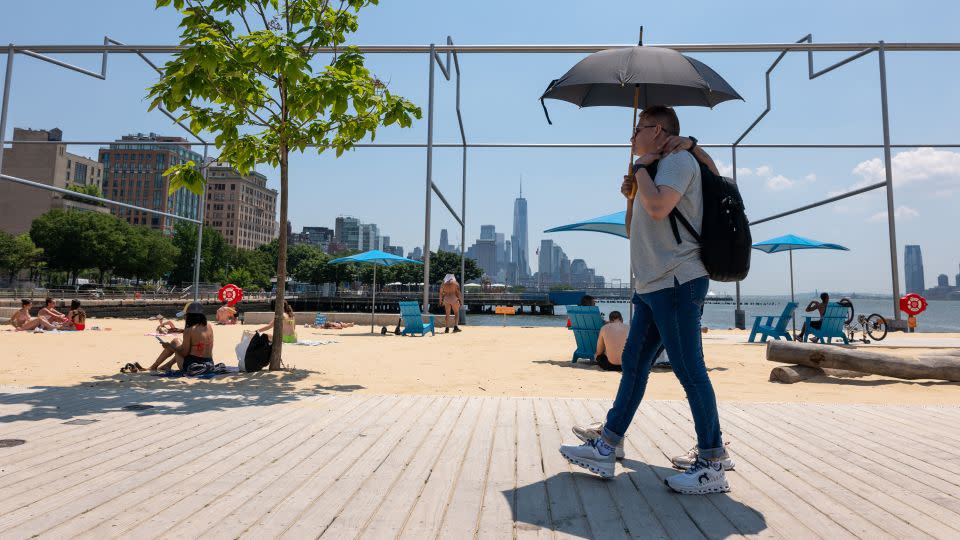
[1,388,960,539]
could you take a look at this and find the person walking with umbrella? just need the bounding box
[560,106,733,494]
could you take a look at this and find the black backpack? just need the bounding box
[644,154,751,282]
[241,332,272,372]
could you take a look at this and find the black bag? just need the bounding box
[241,332,271,372]
[644,153,751,282]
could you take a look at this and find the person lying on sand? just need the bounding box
[38,297,70,325]
[149,302,214,372]
[322,321,354,330]
[216,302,238,324]
[9,299,57,332]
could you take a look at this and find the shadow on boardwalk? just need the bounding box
[0,368,363,424]
[506,465,767,539]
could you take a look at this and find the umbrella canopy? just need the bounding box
[329,249,423,267]
[329,250,423,333]
[752,234,850,254]
[544,210,627,239]
[752,234,850,336]
[540,46,743,122]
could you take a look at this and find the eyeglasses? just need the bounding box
[632,124,660,136]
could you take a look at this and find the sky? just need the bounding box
[2,0,959,295]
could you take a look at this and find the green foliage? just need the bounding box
[65,184,106,206]
[424,250,482,284]
[0,232,43,282]
[114,226,180,282]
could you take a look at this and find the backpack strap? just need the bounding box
[668,209,701,244]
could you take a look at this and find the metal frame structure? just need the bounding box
[3,38,959,323]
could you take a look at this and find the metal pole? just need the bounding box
[460,141,467,324]
[789,250,797,336]
[192,146,208,302]
[878,42,902,322]
[372,265,376,333]
[732,145,745,329]
[422,44,435,311]
[0,46,14,174]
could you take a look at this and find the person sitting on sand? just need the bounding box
[257,301,298,343]
[149,302,214,372]
[595,311,628,372]
[38,297,70,325]
[64,299,87,330]
[216,302,238,325]
[9,299,57,331]
[438,274,463,333]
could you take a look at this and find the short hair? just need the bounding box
[21,298,31,306]
[820,292,830,302]
[609,310,623,322]
[185,312,208,328]
[45,297,54,306]
[640,105,680,136]
[70,299,81,310]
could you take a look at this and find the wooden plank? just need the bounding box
[722,402,960,537]
[507,398,552,540]
[123,395,407,540]
[435,398,500,540]
[475,397,518,540]
[844,404,960,449]
[233,395,419,538]
[178,394,393,540]
[738,402,960,517]
[0,395,303,537]
[395,398,486,539]
[578,400,708,540]
[354,397,471,539]
[55,394,363,539]
[278,395,444,539]
[529,397,594,540]
[312,396,454,539]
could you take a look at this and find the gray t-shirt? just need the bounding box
[630,151,708,294]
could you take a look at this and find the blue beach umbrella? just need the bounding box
[330,250,423,333]
[544,210,627,239]
[752,234,850,334]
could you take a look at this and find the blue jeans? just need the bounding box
[601,276,724,459]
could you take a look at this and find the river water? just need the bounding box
[467,296,960,333]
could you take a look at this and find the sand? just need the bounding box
[2,318,959,406]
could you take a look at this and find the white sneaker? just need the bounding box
[572,422,625,460]
[559,439,615,478]
[671,444,735,471]
[665,458,730,495]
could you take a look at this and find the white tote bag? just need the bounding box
[235,331,254,366]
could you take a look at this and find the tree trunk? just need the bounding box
[767,341,960,381]
[269,146,289,370]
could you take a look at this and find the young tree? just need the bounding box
[150,0,420,369]
[0,232,43,283]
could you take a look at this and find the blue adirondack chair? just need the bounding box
[799,302,850,344]
[399,301,435,336]
[567,305,604,363]
[748,302,799,343]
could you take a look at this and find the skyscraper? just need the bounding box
[512,179,530,279]
[538,239,555,277]
[479,224,496,240]
[904,245,925,294]
[438,228,452,252]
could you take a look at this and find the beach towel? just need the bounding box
[152,365,238,379]
[291,339,338,346]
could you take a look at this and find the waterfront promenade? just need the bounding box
[2,390,960,538]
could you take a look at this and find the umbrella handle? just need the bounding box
[628,86,639,198]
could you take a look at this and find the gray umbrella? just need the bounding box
[540,46,742,121]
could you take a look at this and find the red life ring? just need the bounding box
[218,284,244,306]
[899,293,928,316]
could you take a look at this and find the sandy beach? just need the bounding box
[2,317,959,406]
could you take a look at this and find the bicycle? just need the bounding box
[837,298,888,343]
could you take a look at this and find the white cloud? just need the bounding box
[754,165,773,177]
[766,175,796,191]
[804,173,817,183]
[715,159,733,177]
[866,205,919,223]
[737,167,754,177]
[852,147,960,190]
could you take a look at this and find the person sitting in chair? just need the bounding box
[800,292,829,338]
[595,311,628,372]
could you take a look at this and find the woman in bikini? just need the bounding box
[438,274,463,333]
[9,299,57,331]
[149,302,214,371]
[257,301,298,343]
[64,299,87,330]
